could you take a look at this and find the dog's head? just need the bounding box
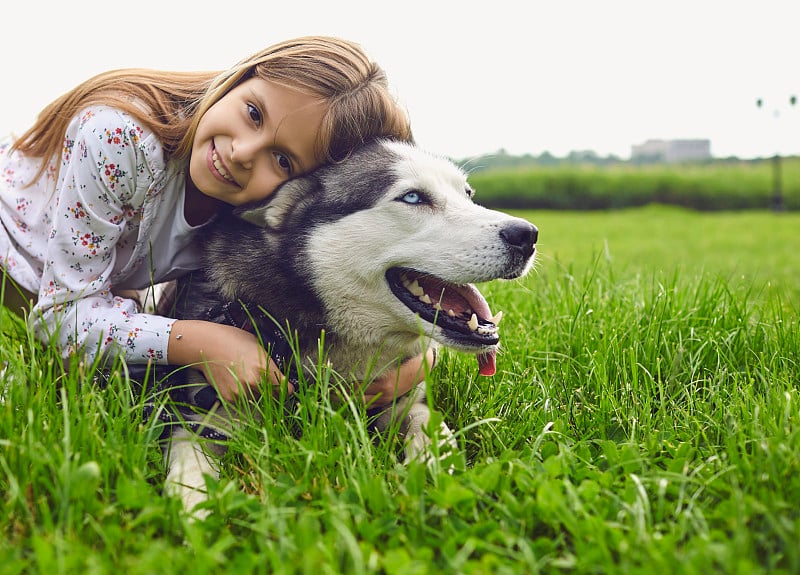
[234,140,537,376]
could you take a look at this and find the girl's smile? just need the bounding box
[209,141,237,186]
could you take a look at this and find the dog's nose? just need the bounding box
[500,221,538,258]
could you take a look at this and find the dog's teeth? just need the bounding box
[408,280,424,297]
[467,313,479,331]
[447,309,456,317]
[420,293,432,305]
[477,325,497,335]
[491,310,504,325]
[433,302,442,310]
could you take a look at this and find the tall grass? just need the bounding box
[1,207,798,574]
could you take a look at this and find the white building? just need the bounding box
[631,139,711,163]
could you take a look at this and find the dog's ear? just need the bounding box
[235,176,317,230]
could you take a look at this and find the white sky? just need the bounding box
[2,0,798,160]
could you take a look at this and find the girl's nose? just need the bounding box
[230,138,259,170]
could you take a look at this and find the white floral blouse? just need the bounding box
[1,106,203,366]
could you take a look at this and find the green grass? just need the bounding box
[528,205,800,300]
[1,206,798,574]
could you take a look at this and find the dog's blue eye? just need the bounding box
[400,191,423,204]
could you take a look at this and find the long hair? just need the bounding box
[12,36,413,182]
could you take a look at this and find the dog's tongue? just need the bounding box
[441,282,498,376]
[462,285,496,376]
[478,350,496,376]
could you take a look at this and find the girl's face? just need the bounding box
[188,77,328,206]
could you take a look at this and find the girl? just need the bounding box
[0,36,433,405]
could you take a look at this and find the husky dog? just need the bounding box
[160,139,538,516]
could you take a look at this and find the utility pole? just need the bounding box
[756,95,797,212]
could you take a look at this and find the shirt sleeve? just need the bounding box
[29,107,175,366]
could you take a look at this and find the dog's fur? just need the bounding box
[161,140,538,517]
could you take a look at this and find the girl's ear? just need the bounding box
[234,175,318,230]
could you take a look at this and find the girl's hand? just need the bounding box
[362,348,437,407]
[167,319,294,402]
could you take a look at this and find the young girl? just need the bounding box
[0,36,433,405]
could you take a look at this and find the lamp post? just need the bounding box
[756,95,797,212]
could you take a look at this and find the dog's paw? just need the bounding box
[167,484,213,522]
[403,419,459,474]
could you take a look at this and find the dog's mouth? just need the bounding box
[385,267,501,375]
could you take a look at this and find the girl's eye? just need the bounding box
[274,152,293,175]
[246,103,262,125]
[400,191,424,204]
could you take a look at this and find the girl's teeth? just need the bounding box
[212,151,233,182]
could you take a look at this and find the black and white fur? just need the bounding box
[162,140,538,517]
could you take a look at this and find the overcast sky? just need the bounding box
[2,0,797,160]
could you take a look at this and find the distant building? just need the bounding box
[631,139,711,163]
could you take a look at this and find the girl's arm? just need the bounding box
[29,107,176,364]
[166,321,433,405]
[167,319,292,402]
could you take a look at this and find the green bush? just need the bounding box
[468,157,800,211]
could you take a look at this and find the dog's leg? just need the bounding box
[163,427,221,520]
[372,381,457,466]
[400,382,457,466]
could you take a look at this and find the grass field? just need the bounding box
[1,206,798,574]
[529,205,799,299]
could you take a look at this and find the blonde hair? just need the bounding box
[12,36,413,182]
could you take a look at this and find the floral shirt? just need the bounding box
[0,106,200,365]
